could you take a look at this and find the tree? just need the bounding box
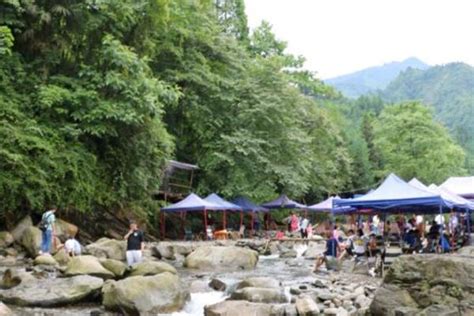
[374,102,466,184]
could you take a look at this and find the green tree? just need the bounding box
[374,102,466,184]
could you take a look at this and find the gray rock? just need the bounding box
[0,301,13,315]
[85,238,126,261]
[100,259,128,278]
[393,306,420,316]
[323,307,348,315]
[102,272,190,314]
[318,291,337,301]
[19,227,42,257]
[370,284,418,315]
[417,304,459,316]
[11,216,33,242]
[0,275,103,306]
[33,254,58,266]
[209,278,226,291]
[128,261,177,276]
[280,249,298,258]
[204,300,287,316]
[151,244,175,260]
[236,276,281,289]
[295,296,320,315]
[0,232,14,248]
[354,294,371,309]
[230,287,288,303]
[184,246,258,270]
[64,255,115,279]
[190,280,212,293]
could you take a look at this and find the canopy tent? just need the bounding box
[428,184,474,210]
[409,178,474,211]
[261,194,306,209]
[231,196,268,233]
[333,173,453,213]
[440,176,474,200]
[232,196,268,212]
[160,193,224,239]
[204,193,243,231]
[308,196,341,212]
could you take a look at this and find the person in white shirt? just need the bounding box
[435,214,445,227]
[448,211,459,234]
[64,236,82,256]
[372,215,380,235]
[300,215,309,239]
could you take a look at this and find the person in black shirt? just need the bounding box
[124,220,144,266]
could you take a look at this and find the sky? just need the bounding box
[245,0,474,79]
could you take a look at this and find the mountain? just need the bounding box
[381,62,474,170]
[325,57,430,98]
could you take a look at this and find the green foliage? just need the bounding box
[373,102,466,184]
[382,63,474,171]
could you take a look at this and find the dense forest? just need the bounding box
[0,0,467,227]
[381,63,474,171]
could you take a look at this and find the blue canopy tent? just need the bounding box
[204,193,243,230]
[261,194,307,209]
[333,173,454,214]
[231,196,268,233]
[161,193,223,239]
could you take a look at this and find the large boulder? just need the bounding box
[184,246,258,270]
[102,272,190,315]
[54,219,79,240]
[11,216,33,242]
[236,277,281,289]
[0,275,103,306]
[370,254,474,315]
[65,255,115,279]
[100,259,128,278]
[230,287,288,303]
[128,261,177,276]
[204,300,288,316]
[0,269,36,290]
[19,227,42,257]
[85,238,126,261]
[33,254,58,266]
[151,244,175,260]
[295,296,320,315]
[53,248,71,266]
[0,232,14,248]
[0,302,13,315]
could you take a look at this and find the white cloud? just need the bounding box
[245,0,474,78]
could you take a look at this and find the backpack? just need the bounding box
[39,212,52,232]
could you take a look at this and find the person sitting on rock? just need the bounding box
[338,229,355,260]
[314,231,340,272]
[353,229,368,260]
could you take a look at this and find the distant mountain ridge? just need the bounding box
[325,57,430,98]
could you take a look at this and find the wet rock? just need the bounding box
[19,227,42,257]
[280,248,298,258]
[85,238,126,261]
[184,246,258,270]
[230,287,288,303]
[53,248,71,266]
[295,296,320,315]
[236,276,281,289]
[393,306,420,316]
[317,291,337,301]
[417,304,459,316]
[204,300,287,316]
[323,307,348,315]
[0,301,13,315]
[151,244,175,260]
[313,279,328,288]
[33,254,58,266]
[100,259,128,278]
[65,255,115,279]
[0,232,14,248]
[11,216,33,242]
[0,269,35,289]
[102,272,190,315]
[209,278,226,291]
[0,275,103,306]
[128,261,177,276]
[190,280,212,293]
[54,219,79,240]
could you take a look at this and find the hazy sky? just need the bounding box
[245,0,474,79]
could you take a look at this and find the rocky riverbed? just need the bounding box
[1,218,473,315]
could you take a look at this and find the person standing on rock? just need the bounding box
[39,206,57,255]
[124,220,145,266]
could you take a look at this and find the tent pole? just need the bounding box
[160,211,165,240]
[240,211,243,228]
[250,212,254,237]
[204,209,208,240]
[180,211,185,240]
[468,209,472,245]
[223,210,227,230]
